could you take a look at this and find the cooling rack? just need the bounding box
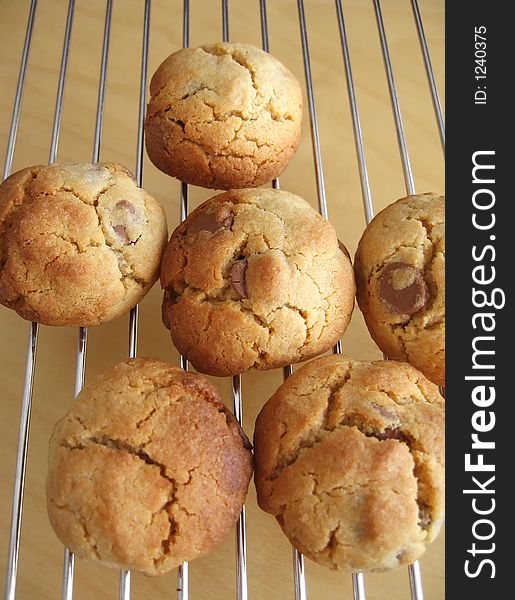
[1,1,444,599]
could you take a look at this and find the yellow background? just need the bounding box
[0,1,444,598]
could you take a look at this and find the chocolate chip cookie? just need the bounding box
[354,193,445,386]
[145,42,302,189]
[0,163,167,326]
[47,358,253,576]
[254,355,445,572]
[161,188,355,377]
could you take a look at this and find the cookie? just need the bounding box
[145,42,302,189]
[354,193,445,386]
[161,188,355,377]
[254,355,445,572]
[46,358,253,576]
[0,163,167,326]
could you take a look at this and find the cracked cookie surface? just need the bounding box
[46,358,253,576]
[145,42,302,189]
[354,193,445,386]
[0,163,168,326]
[254,355,444,572]
[161,188,355,377]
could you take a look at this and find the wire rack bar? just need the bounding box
[218,3,249,599]
[49,0,76,166]
[296,0,328,220]
[118,567,131,599]
[410,0,445,150]
[408,557,425,599]
[352,572,366,599]
[332,41,376,600]
[61,1,113,598]
[296,1,367,598]
[130,0,150,360]
[373,0,415,196]
[65,326,85,596]
[297,1,364,597]
[92,0,114,165]
[2,1,39,596]
[334,0,373,224]
[2,0,38,181]
[231,375,248,600]
[373,0,435,598]
[4,322,39,600]
[4,1,81,598]
[292,548,307,600]
[60,547,75,600]
[118,1,152,597]
[258,0,270,54]
[297,1,343,362]
[135,0,151,189]
[258,2,307,598]
[222,0,230,44]
[175,2,191,598]
[177,559,189,600]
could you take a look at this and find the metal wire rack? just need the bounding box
[2,1,444,599]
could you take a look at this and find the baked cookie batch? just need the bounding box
[145,42,302,190]
[354,193,445,386]
[0,162,167,326]
[161,187,355,376]
[254,356,444,572]
[47,358,252,575]
[0,43,445,575]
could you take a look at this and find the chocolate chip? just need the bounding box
[113,224,129,244]
[371,402,398,420]
[375,427,402,441]
[418,503,432,530]
[116,199,137,215]
[116,166,137,182]
[396,549,408,562]
[187,209,233,235]
[230,258,248,299]
[378,262,429,315]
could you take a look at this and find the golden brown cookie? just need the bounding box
[0,163,167,326]
[46,358,253,576]
[161,188,355,377]
[145,42,302,189]
[254,355,445,572]
[354,193,445,386]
